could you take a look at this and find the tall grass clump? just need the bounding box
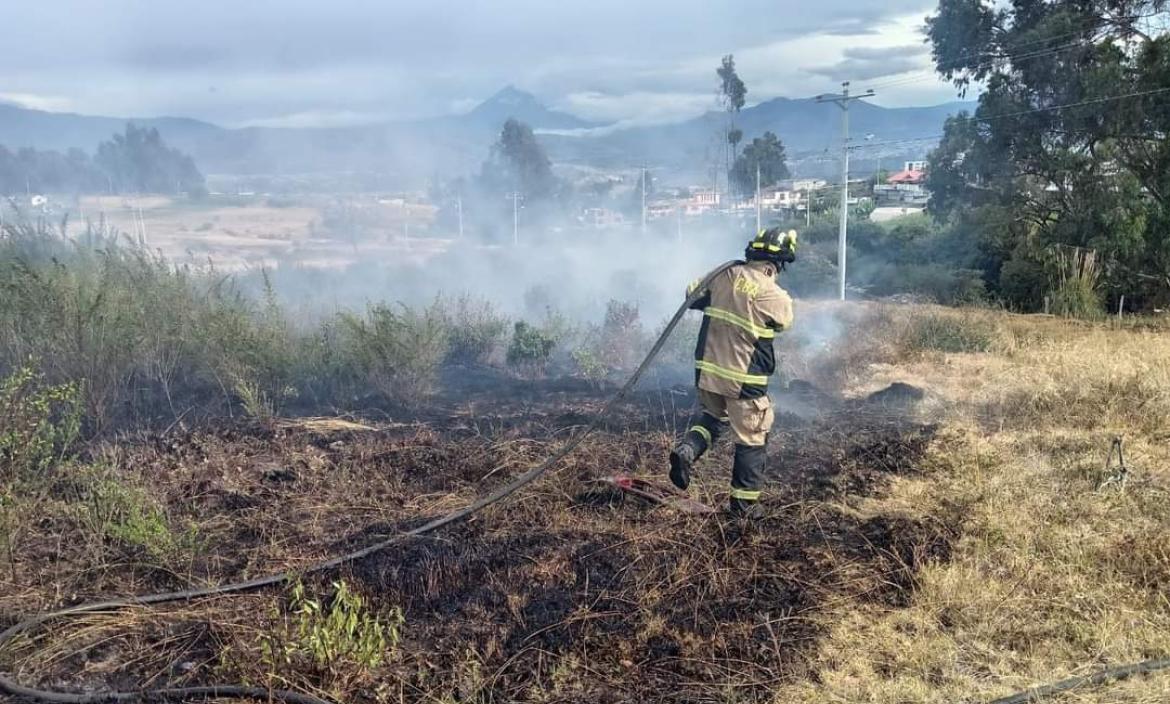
[900,308,1002,354]
[0,219,302,427]
[0,217,472,424]
[1048,245,1103,319]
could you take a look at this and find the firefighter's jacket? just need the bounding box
[687,260,794,399]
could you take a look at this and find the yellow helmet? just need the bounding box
[746,228,797,264]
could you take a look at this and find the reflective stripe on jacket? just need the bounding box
[687,260,794,399]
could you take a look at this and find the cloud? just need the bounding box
[0,1,950,126]
[556,91,715,126]
[807,44,933,81]
[807,58,927,81]
[0,92,74,112]
[241,109,393,129]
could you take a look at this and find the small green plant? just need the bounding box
[75,473,200,565]
[571,347,609,384]
[257,579,402,695]
[233,376,275,421]
[507,321,556,373]
[0,365,82,485]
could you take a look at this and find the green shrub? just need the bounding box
[571,347,609,383]
[865,264,987,304]
[999,255,1046,311]
[341,302,449,405]
[599,300,643,371]
[442,295,509,366]
[507,321,556,372]
[0,365,82,485]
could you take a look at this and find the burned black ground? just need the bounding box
[0,377,953,703]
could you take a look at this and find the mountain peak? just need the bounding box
[467,85,599,131]
[481,85,539,108]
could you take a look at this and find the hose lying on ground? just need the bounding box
[0,261,741,704]
[988,658,1170,704]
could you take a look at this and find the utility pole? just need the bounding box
[711,166,718,212]
[456,194,464,239]
[817,81,874,301]
[137,204,148,247]
[508,192,522,247]
[755,162,761,233]
[640,167,647,234]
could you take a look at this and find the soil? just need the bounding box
[0,377,955,703]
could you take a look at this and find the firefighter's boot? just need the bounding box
[728,443,766,518]
[668,442,696,491]
[669,413,725,490]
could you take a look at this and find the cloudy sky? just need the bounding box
[0,0,958,128]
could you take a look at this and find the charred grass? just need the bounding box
[0,374,951,703]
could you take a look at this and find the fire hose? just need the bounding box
[4,257,1168,704]
[0,262,740,704]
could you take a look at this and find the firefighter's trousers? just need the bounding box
[678,389,773,503]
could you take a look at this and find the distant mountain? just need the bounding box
[463,86,599,131]
[541,97,976,179]
[0,88,601,182]
[0,102,223,155]
[0,89,972,185]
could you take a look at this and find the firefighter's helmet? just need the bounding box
[745,228,797,266]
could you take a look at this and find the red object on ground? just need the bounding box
[597,475,716,515]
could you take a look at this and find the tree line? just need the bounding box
[0,124,206,197]
[924,0,1170,313]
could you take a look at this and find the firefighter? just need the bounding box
[669,227,796,517]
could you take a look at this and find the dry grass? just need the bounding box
[772,306,1170,703]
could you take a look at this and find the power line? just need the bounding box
[865,11,1164,93]
[867,38,1099,92]
[926,11,1160,74]
[970,85,1170,124]
[844,85,1170,153]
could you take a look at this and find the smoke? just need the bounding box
[250,226,750,325]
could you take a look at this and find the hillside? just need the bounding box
[542,97,974,179]
[0,90,972,182]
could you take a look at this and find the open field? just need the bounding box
[65,195,441,270]
[1,225,1169,703]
